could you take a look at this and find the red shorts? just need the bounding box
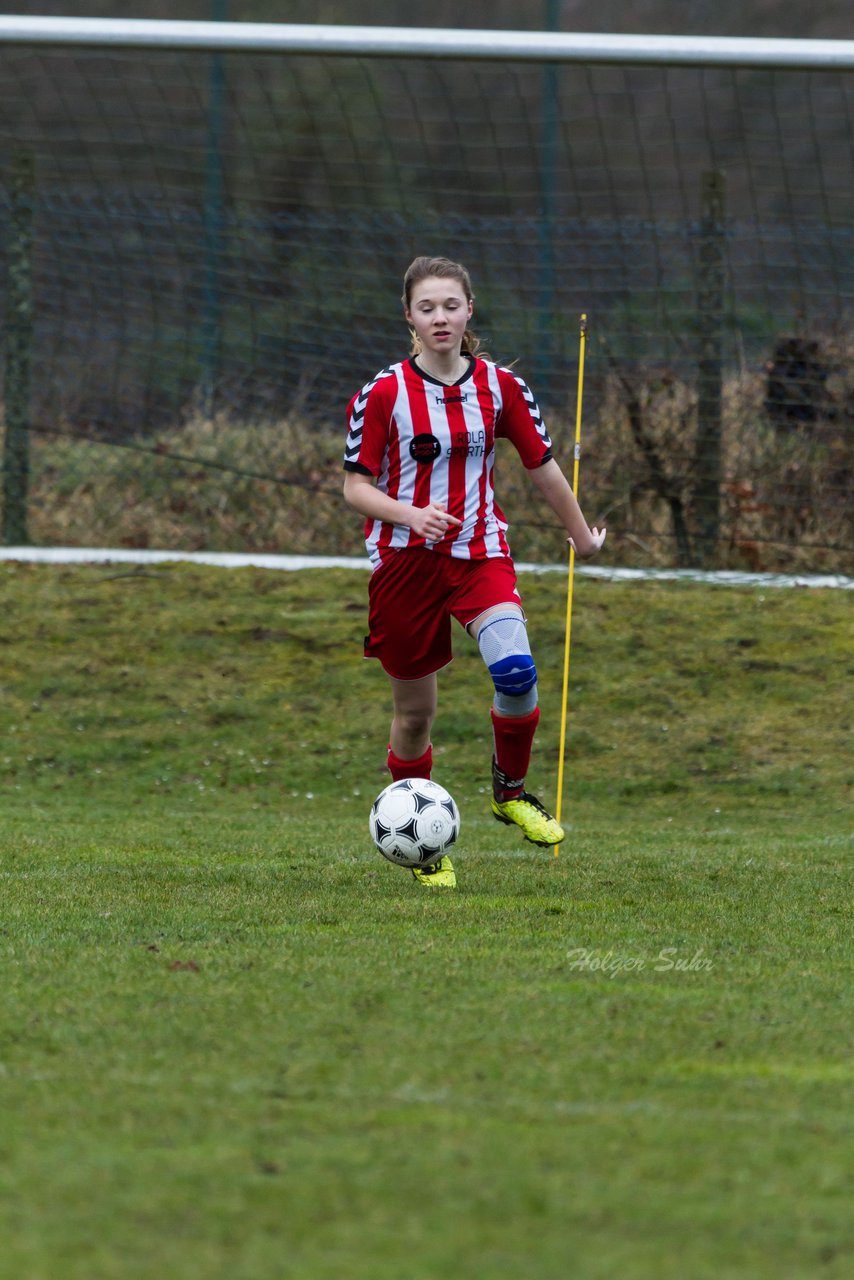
[365,549,522,680]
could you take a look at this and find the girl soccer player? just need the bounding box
[343,256,605,888]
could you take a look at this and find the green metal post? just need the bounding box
[694,170,726,567]
[534,0,560,397]
[2,152,35,546]
[201,0,227,418]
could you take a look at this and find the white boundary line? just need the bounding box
[2,546,851,589]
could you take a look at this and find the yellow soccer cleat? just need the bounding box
[491,792,565,848]
[411,855,457,888]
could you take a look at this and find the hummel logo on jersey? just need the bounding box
[435,392,469,406]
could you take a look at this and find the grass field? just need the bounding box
[0,561,851,1279]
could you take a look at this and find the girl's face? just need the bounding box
[405,275,473,358]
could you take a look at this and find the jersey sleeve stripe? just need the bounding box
[343,365,395,470]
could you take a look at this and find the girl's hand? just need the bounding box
[568,526,607,558]
[408,502,463,541]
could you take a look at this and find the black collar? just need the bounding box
[409,354,475,388]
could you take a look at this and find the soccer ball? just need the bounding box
[369,778,460,868]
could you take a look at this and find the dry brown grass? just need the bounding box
[14,362,854,572]
[25,414,364,558]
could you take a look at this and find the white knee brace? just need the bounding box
[476,613,539,717]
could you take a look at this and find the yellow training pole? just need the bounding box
[554,313,587,853]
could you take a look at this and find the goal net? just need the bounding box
[1,22,852,569]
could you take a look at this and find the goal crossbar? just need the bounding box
[0,17,853,71]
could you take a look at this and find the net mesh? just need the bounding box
[1,41,852,569]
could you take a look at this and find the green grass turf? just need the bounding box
[0,562,851,1279]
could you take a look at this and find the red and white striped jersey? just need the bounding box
[344,355,552,570]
